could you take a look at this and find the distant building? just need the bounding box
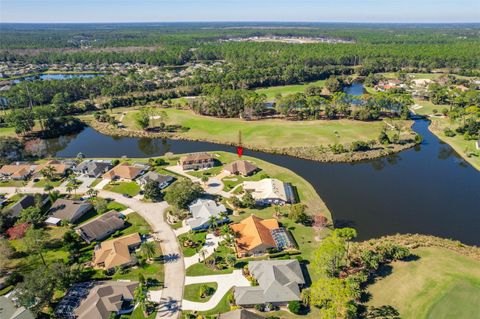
[179,153,215,170]
[223,160,258,176]
[76,210,125,244]
[55,281,138,319]
[93,233,142,270]
[74,160,113,178]
[49,198,93,224]
[186,198,228,231]
[243,179,296,205]
[137,171,174,189]
[0,295,35,319]
[234,260,306,307]
[102,162,149,180]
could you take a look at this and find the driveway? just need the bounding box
[98,190,184,319]
[184,234,224,269]
[182,270,250,312]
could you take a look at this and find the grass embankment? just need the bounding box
[367,247,480,319]
[412,99,480,171]
[255,80,325,100]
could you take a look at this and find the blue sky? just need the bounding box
[1,0,479,23]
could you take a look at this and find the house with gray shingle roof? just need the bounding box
[74,160,113,178]
[186,198,228,231]
[234,260,306,307]
[76,210,125,244]
[136,171,174,189]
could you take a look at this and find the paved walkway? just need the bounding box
[98,190,184,319]
[94,179,110,190]
[182,270,250,312]
[184,234,224,269]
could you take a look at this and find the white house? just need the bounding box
[243,178,296,205]
[186,198,228,231]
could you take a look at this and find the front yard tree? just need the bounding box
[242,192,256,209]
[23,228,50,267]
[135,283,149,317]
[310,276,358,319]
[144,180,162,201]
[40,165,56,182]
[95,197,108,214]
[140,241,157,262]
[20,207,44,227]
[164,179,203,209]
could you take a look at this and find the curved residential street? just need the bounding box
[98,190,184,319]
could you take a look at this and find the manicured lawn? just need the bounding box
[0,180,26,187]
[178,231,207,257]
[185,260,234,277]
[367,247,480,319]
[124,108,385,151]
[183,282,218,302]
[89,178,102,188]
[120,307,156,319]
[110,212,152,238]
[33,178,63,188]
[255,80,325,100]
[187,165,224,178]
[0,127,16,137]
[113,259,164,282]
[104,181,141,197]
[197,288,233,316]
[221,171,265,192]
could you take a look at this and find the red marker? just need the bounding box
[237,146,243,157]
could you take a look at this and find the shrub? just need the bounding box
[444,128,456,137]
[350,140,371,152]
[288,300,302,314]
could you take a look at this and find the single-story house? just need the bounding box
[230,215,279,257]
[93,233,142,270]
[243,179,296,205]
[234,260,306,307]
[34,160,73,177]
[102,162,149,180]
[6,194,49,218]
[55,281,138,319]
[179,153,215,170]
[75,210,125,244]
[186,198,228,231]
[136,171,174,189]
[49,198,93,224]
[219,309,264,319]
[223,160,258,176]
[0,163,35,180]
[0,295,35,319]
[74,160,113,178]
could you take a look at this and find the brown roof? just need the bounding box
[74,281,138,319]
[50,198,93,223]
[76,210,125,243]
[224,160,258,176]
[0,164,32,177]
[102,163,143,180]
[93,233,141,269]
[35,160,71,175]
[179,152,214,164]
[230,215,279,256]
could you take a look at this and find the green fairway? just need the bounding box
[367,247,480,319]
[255,80,325,100]
[124,108,385,150]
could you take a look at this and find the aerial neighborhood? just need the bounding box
[0,151,321,319]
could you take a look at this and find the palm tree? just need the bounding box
[220,224,234,246]
[66,185,73,196]
[40,165,55,182]
[134,283,149,317]
[209,216,218,232]
[226,255,236,268]
[86,188,98,198]
[140,241,157,262]
[201,175,209,187]
[68,176,80,197]
[199,249,207,264]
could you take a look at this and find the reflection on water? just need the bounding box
[38,119,480,245]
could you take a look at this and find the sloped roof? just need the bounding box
[76,210,125,243]
[186,198,227,229]
[75,160,112,176]
[102,163,143,180]
[180,152,214,164]
[137,171,174,185]
[234,260,305,305]
[35,160,72,175]
[230,215,279,255]
[7,194,48,218]
[219,309,264,319]
[243,179,287,202]
[0,296,35,319]
[0,164,33,178]
[50,198,92,222]
[224,160,258,176]
[74,281,138,319]
[93,233,141,269]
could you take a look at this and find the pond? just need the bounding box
[12,73,103,83]
[38,119,480,245]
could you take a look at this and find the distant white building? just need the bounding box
[186,199,228,231]
[476,139,480,150]
[243,179,296,205]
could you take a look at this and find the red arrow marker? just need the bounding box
[237,146,243,158]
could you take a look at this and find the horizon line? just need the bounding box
[1,21,480,25]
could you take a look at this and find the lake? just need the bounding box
[13,73,103,83]
[38,119,480,245]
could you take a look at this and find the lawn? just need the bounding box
[33,178,64,188]
[122,108,385,151]
[221,170,265,192]
[0,127,16,137]
[183,282,218,302]
[367,247,480,319]
[178,231,207,257]
[110,212,152,238]
[104,181,141,197]
[197,288,233,316]
[0,180,27,187]
[255,80,326,100]
[120,307,156,319]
